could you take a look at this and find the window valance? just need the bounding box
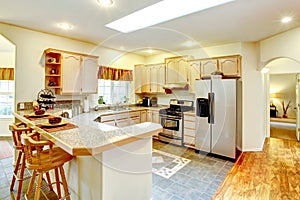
[0,68,14,80]
[98,66,133,81]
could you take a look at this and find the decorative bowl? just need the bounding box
[48,117,62,124]
[34,109,45,115]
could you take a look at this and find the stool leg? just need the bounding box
[54,168,62,199]
[10,151,22,191]
[34,173,43,200]
[26,169,37,199]
[15,153,26,200]
[45,172,53,191]
[59,165,70,200]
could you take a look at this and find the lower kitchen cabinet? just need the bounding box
[97,111,141,127]
[184,113,196,147]
[140,110,147,123]
[147,109,160,138]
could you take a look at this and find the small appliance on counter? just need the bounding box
[142,97,151,107]
[151,97,158,107]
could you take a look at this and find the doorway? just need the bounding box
[0,34,16,136]
[263,57,300,141]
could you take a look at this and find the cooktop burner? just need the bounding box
[159,99,194,116]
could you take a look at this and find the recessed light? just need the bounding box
[105,0,235,33]
[97,0,113,7]
[281,16,292,23]
[147,49,153,54]
[57,22,73,30]
[182,41,198,47]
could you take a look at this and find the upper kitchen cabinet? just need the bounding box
[165,56,189,84]
[44,49,99,95]
[44,50,62,94]
[150,63,165,93]
[80,57,98,94]
[134,63,165,94]
[200,58,218,79]
[61,53,82,94]
[218,55,241,78]
[188,59,201,93]
[200,55,241,79]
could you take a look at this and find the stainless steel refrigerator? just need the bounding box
[195,79,242,159]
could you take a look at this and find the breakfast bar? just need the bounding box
[13,110,162,200]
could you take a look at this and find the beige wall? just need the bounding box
[0,23,144,104]
[0,52,15,68]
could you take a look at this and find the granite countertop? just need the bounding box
[13,110,162,156]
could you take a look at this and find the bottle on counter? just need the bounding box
[83,97,89,113]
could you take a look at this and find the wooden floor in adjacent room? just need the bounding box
[270,121,297,141]
[212,137,300,200]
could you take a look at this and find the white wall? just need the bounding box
[259,27,300,143]
[0,23,144,105]
[260,27,300,64]
[0,52,15,67]
[240,43,265,151]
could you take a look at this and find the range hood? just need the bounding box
[163,83,189,90]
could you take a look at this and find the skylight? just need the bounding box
[105,0,235,33]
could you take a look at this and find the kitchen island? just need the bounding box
[13,110,162,200]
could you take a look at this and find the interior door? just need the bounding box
[296,74,300,141]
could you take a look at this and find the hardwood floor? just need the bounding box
[270,122,297,141]
[212,137,300,200]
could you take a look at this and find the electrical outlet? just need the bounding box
[20,103,25,110]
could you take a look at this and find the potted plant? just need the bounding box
[281,100,291,118]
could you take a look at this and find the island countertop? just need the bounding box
[13,110,163,156]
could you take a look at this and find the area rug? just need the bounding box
[152,149,191,179]
[0,140,13,159]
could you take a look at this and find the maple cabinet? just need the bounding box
[183,113,196,147]
[61,53,82,94]
[44,48,98,95]
[165,56,189,84]
[150,63,165,93]
[44,50,62,94]
[218,56,241,78]
[200,55,241,79]
[188,59,201,93]
[134,63,165,94]
[200,58,218,79]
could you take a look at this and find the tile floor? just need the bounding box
[0,139,234,200]
[152,140,234,200]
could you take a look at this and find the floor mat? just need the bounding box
[0,140,13,159]
[152,149,191,179]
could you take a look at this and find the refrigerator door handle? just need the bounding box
[208,92,215,124]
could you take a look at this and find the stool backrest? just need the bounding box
[10,122,33,150]
[21,133,54,169]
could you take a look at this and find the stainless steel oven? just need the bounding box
[158,99,193,146]
[158,114,183,146]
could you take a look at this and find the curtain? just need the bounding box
[0,68,14,80]
[98,66,133,81]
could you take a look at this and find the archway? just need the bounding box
[0,34,16,136]
[261,57,300,141]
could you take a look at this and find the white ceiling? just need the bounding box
[0,0,300,55]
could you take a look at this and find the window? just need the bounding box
[97,79,130,104]
[0,80,14,116]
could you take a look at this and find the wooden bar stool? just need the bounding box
[9,122,54,200]
[21,132,73,200]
